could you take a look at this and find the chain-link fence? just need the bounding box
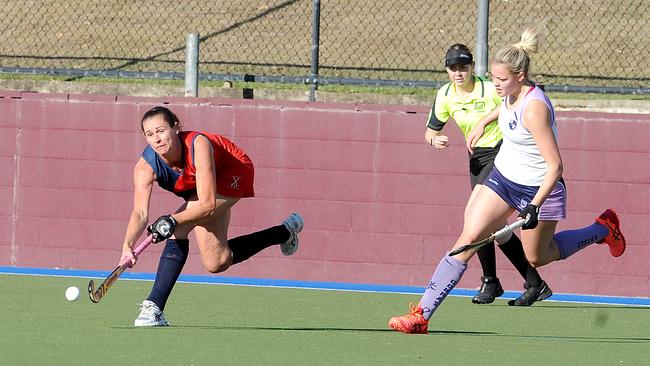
[0,0,648,92]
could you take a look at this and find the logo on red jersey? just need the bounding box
[230,176,241,190]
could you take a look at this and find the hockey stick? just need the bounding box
[88,234,154,303]
[448,219,526,256]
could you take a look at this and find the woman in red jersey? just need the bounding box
[120,106,303,326]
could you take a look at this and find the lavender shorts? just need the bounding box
[483,167,567,221]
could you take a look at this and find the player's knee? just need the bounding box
[527,255,543,268]
[205,263,229,273]
[204,261,230,273]
[203,251,232,273]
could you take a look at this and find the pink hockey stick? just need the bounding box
[88,234,154,303]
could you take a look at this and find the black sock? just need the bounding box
[230,225,290,264]
[147,239,189,311]
[498,234,542,287]
[476,242,497,278]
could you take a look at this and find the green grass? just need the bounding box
[3,72,650,102]
[1,274,648,365]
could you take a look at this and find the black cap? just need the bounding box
[445,47,473,67]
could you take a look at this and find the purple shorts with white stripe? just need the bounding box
[483,167,567,221]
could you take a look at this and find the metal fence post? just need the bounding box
[309,0,321,102]
[475,0,489,77]
[185,33,199,97]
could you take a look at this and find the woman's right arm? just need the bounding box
[425,127,450,150]
[425,96,450,149]
[466,106,500,154]
[120,158,155,265]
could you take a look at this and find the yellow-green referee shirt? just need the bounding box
[426,76,502,148]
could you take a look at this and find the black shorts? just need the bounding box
[468,140,501,188]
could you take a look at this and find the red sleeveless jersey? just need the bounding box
[142,131,255,199]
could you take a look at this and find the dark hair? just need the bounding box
[444,44,473,67]
[140,106,181,131]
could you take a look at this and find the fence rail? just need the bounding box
[0,0,648,96]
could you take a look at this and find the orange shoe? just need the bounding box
[388,304,428,334]
[595,209,626,257]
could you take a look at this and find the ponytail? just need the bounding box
[493,19,549,76]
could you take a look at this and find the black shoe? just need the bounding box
[472,276,504,304]
[508,281,553,306]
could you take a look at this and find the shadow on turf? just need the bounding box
[182,326,650,343]
[492,334,650,344]
[111,325,650,344]
[114,325,494,335]
[529,304,650,311]
[114,325,650,343]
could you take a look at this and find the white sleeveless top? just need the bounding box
[494,85,557,186]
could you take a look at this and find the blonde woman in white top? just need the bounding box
[389,21,626,334]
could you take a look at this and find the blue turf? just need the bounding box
[2,266,649,307]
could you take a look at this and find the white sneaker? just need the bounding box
[281,213,303,256]
[134,300,169,327]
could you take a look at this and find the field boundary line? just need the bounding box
[2,266,649,307]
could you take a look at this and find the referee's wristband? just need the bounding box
[431,136,439,148]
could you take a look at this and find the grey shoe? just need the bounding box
[134,300,169,327]
[281,213,304,256]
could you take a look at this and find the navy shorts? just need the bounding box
[483,167,567,221]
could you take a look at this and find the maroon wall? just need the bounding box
[1,90,649,297]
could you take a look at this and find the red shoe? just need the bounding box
[595,209,626,257]
[388,304,428,334]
